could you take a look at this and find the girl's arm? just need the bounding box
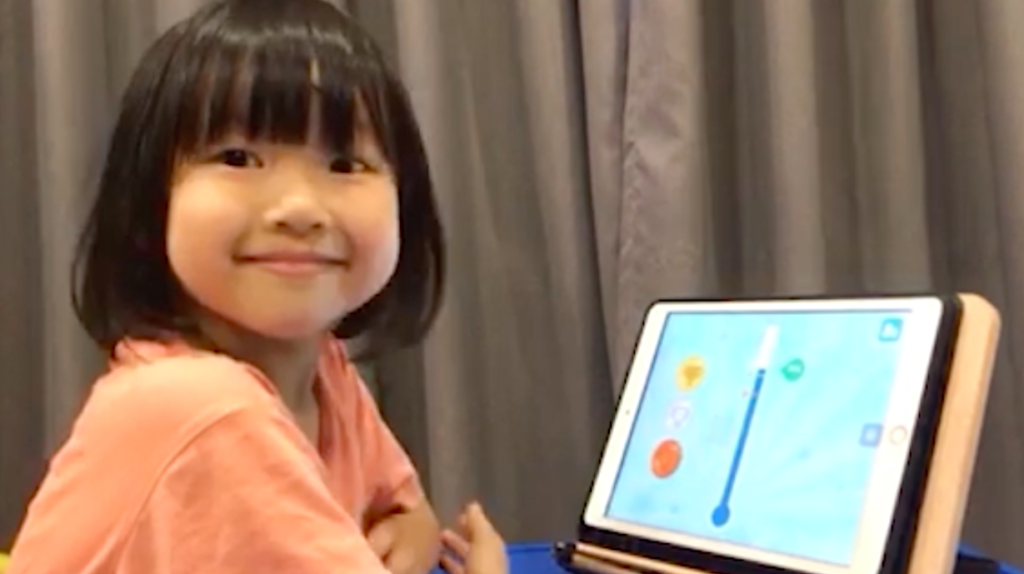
[367,502,442,574]
[349,367,442,574]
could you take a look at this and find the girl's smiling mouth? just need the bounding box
[236,251,347,276]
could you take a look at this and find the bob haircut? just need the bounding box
[72,0,445,358]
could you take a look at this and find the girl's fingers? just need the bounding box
[463,503,498,540]
[441,528,472,558]
[365,520,396,559]
[438,553,466,574]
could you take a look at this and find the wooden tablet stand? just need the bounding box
[566,294,1002,574]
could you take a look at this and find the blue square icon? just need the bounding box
[860,423,882,447]
[879,318,903,343]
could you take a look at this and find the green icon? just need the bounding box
[782,358,805,382]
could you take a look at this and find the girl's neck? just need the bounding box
[193,314,323,414]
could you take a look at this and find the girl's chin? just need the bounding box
[259,325,335,342]
[238,316,340,342]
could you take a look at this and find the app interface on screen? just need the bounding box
[604,310,912,566]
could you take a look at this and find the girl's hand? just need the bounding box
[366,503,442,574]
[439,503,508,574]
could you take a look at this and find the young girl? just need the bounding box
[7,0,507,573]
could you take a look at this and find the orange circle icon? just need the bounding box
[651,438,683,479]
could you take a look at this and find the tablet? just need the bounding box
[580,296,961,574]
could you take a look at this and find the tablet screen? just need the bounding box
[583,298,952,574]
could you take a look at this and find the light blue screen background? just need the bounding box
[604,310,911,566]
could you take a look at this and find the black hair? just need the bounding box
[72,0,444,358]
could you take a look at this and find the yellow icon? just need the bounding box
[676,356,705,391]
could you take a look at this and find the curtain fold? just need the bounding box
[967,0,1024,557]
[382,0,614,537]
[29,0,110,453]
[0,0,44,548]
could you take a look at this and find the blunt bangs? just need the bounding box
[168,0,396,161]
[73,0,445,356]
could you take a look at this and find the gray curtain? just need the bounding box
[2,0,1024,568]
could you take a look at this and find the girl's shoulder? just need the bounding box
[18,342,324,570]
[82,339,282,442]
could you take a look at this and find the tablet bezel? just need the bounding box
[579,294,962,574]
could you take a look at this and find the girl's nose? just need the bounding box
[265,194,330,237]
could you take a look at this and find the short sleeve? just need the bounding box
[118,404,388,574]
[349,368,426,518]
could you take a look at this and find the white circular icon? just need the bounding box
[889,426,908,444]
[666,400,692,430]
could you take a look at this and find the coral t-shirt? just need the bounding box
[7,338,423,573]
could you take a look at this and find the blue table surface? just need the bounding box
[432,542,1023,574]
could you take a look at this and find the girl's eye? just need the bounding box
[213,148,261,168]
[329,156,373,174]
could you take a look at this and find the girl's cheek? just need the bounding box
[165,179,248,291]
[337,187,401,295]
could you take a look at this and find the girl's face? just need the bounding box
[165,106,399,341]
